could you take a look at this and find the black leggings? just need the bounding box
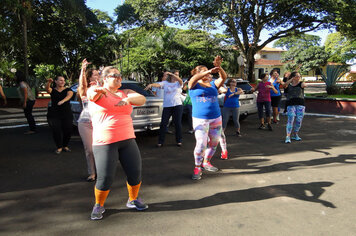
[47,116,72,148]
[24,100,36,131]
[93,139,142,191]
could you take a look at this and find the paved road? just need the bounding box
[0,111,356,235]
[0,107,47,128]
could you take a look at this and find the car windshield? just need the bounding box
[236,82,252,91]
[121,82,154,96]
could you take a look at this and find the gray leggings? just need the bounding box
[93,139,142,191]
[78,121,96,176]
[222,107,240,130]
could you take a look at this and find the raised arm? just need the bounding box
[188,67,219,89]
[78,58,90,98]
[45,78,53,94]
[212,56,227,88]
[168,72,183,86]
[183,80,189,91]
[214,67,228,89]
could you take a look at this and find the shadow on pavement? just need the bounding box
[219,154,356,175]
[104,181,335,219]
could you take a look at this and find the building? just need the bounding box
[253,46,287,81]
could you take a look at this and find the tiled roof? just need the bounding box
[255,59,284,66]
[259,46,286,52]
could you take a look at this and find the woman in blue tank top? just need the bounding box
[218,79,244,160]
[188,56,227,180]
[269,69,284,123]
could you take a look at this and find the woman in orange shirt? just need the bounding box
[87,66,148,220]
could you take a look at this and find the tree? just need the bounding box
[324,32,356,63]
[115,26,239,83]
[117,0,337,82]
[1,0,120,85]
[274,34,329,74]
[324,0,356,39]
[273,34,322,50]
[281,46,329,74]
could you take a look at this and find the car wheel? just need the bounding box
[239,113,248,121]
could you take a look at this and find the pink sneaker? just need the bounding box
[192,167,202,180]
[202,162,219,172]
[221,150,228,160]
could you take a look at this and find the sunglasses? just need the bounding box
[106,73,121,78]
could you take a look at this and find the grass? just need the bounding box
[305,93,356,99]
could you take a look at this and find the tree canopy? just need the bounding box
[117,27,241,82]
[0,0,120,85]
[274,34,329,74]
[324,32,356,63]
[117,0,344,81]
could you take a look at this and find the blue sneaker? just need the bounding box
[126,198,148,211]
[285,136,291,144]
[90,204,105,220]
[291,134,302,141]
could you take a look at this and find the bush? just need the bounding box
[342,82,356,95]
[326,85,341,95]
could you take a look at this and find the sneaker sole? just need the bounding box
[90,209,105,220]
[201,167,219,172]
[91,215,103,220]
[192,173,202,180]
[126,203,148,211]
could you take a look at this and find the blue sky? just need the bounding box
[86,0,332,46]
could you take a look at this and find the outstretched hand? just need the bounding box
[81,58,91,70]
[93,87,107,96]
[144,84,152,90]
[210,67,220,74]
[213,55,223,67]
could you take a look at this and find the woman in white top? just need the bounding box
[77,59,100,181]
[16,71,37,134]
[145,70,183,147]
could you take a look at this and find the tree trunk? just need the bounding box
[21,9,29,80]
[244,51,256,83]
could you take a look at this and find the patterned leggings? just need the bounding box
[219,130,227,152]
[286,105,305,136]
[193,116,222,166]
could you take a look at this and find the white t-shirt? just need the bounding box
[152,86,164,99]
[17,81,36,102]
[158,81,182,107]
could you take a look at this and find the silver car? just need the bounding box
[218,79,257,120]
[70,80,163,132]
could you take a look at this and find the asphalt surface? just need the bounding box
[0,109,356,235]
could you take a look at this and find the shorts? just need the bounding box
[271,95,282,108]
